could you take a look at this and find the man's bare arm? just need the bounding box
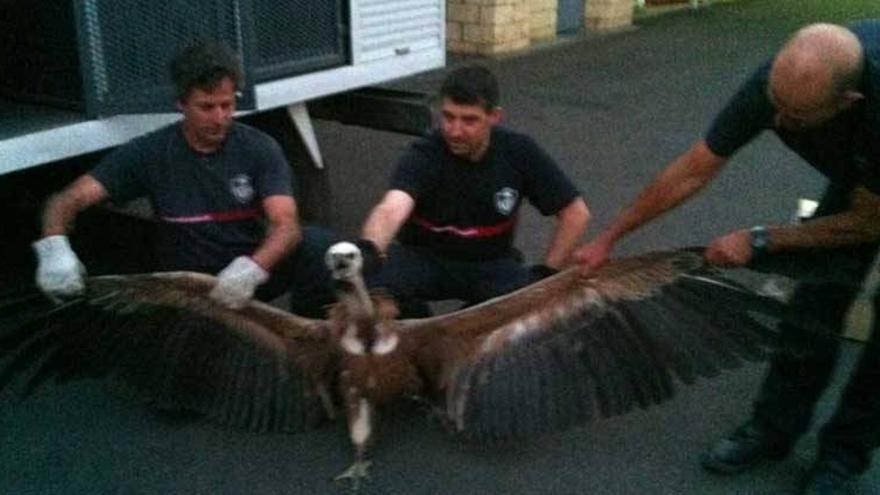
[251,195,302,271]
[771,186,880,248]
[42,174,109,237]
[542,198,590,269]
[360,190,416,254]
[576,139,728,269]
[706,186,880,266]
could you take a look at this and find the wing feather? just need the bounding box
[478,352,508,440]
[664,278,775,360]
[0,272,334,433]
[532,343,562,434]
[580,313,627,418]
[551,336,593,428]
[517,343,543,437]
[402,249,783,441]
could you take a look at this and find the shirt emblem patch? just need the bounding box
[230,174,255,204]
[494,187,519,216]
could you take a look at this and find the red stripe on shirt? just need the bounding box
[160,208,261,224]
[410,214,516,238]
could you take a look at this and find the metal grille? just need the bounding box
[355,0,442,63]
[75,0,254,116]
[250,0,347,82]
[0,0,83,109]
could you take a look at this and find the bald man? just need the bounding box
[575,21,880,494]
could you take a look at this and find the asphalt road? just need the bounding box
[2,0,879,493]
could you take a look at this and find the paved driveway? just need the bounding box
[2,1,878,493]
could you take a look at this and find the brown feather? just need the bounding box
[328,293,421,404]
[0,248,789,460]
[397,249,784,440]
[0,272,334,433]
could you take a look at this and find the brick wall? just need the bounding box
[447,0,530,55]
[447,0,632,56]
[530,0,558,42]
[585,0,633,30]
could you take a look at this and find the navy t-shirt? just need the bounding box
[90,122,294,272]
[705,20,880,194]
[391,127,581,261]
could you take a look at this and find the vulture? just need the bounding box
[0,243,795,488]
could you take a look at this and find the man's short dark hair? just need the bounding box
[169,40,244,101]
[440,65,499,110]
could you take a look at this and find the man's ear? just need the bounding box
[488,106,503,125]
[840,90,864,110]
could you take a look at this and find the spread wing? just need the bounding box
[0,272,335,433]
[399,248,787,441]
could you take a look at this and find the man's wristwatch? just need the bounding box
[749,225,770,257]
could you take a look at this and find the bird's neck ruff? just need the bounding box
[330,289,401,357]
[334,276,375,319]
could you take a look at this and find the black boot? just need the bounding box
[802,459,859,495]
[701,421,792,474]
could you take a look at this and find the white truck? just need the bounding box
[0,0,444,284]
[1,0,444,190]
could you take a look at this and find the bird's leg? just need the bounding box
[334,444,372,491]
[316,382,336,420]
[334,396,373,490]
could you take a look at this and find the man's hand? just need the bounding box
[210,256,270,309]
[705,229,752,267]
[573,237,614,274]
[33,235,87,303]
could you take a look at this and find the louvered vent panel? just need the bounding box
[354,0,443,63]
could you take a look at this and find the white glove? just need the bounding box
[33,235,86,303]
[209,256,270,309]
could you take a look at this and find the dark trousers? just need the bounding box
[751,184,880,474]
[158,225,340,316]
[256,226,342,318]
[368,244,532,317]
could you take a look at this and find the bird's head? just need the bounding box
[326,242,364,281]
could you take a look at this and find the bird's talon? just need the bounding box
[334,460,372,490]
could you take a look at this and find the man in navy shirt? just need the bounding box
[358,65,590,316]
[33,40,335,315]
[575,21,880,494]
